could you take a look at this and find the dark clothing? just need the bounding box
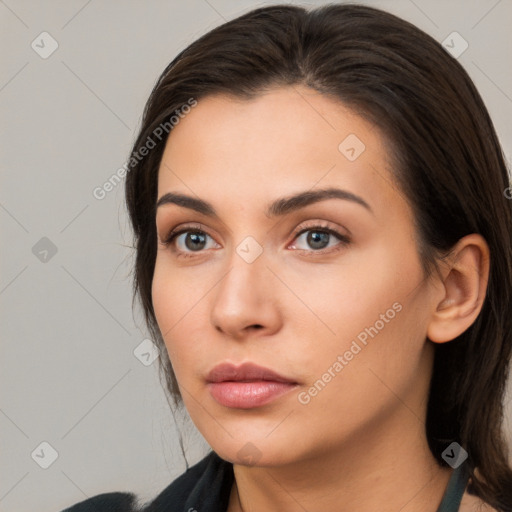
[61,451,232,512]
[60,450,469,511]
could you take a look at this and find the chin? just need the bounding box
[208,436,305,468]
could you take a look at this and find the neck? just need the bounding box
[228,410,454,512]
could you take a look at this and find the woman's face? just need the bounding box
[152,86,440,466]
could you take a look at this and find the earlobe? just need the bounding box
[427,234,490,344]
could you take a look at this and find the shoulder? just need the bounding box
[58,451,232,512]
[59,491,139,511]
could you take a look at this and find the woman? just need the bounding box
[61,3,512,511]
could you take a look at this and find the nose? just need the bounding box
[210,247,282,340]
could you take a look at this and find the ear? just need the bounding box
[427,234,490,344]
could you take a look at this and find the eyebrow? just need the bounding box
[156,187,373,218]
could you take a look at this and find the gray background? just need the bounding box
[1,1,511,511]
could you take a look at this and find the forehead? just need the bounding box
[160,86,385,163]
[156,86,404,220]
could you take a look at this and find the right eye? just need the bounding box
[161,225,221,258]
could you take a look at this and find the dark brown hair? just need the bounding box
[125,3,512,509]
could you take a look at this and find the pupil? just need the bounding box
[308,231,329,249]
[186,232,206,251]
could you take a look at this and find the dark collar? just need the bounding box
[144,450,233,512]
[436,460,470,512]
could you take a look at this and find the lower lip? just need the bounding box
[207,381,298,409]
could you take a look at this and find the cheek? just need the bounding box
[297,243,420,337]
[151,262,173,342]
[151,258,213,374]
[152,260,188,364]
[293,240,428,385]
[152,256,205,330]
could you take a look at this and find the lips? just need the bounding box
[206,362,297,384]
[206,362,299,409]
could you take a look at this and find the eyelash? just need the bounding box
[160,222,351,259]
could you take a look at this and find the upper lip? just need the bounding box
[206,362,297,384]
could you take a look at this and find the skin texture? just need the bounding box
[152,86,491,512]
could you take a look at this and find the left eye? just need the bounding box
[290,227,349,251]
